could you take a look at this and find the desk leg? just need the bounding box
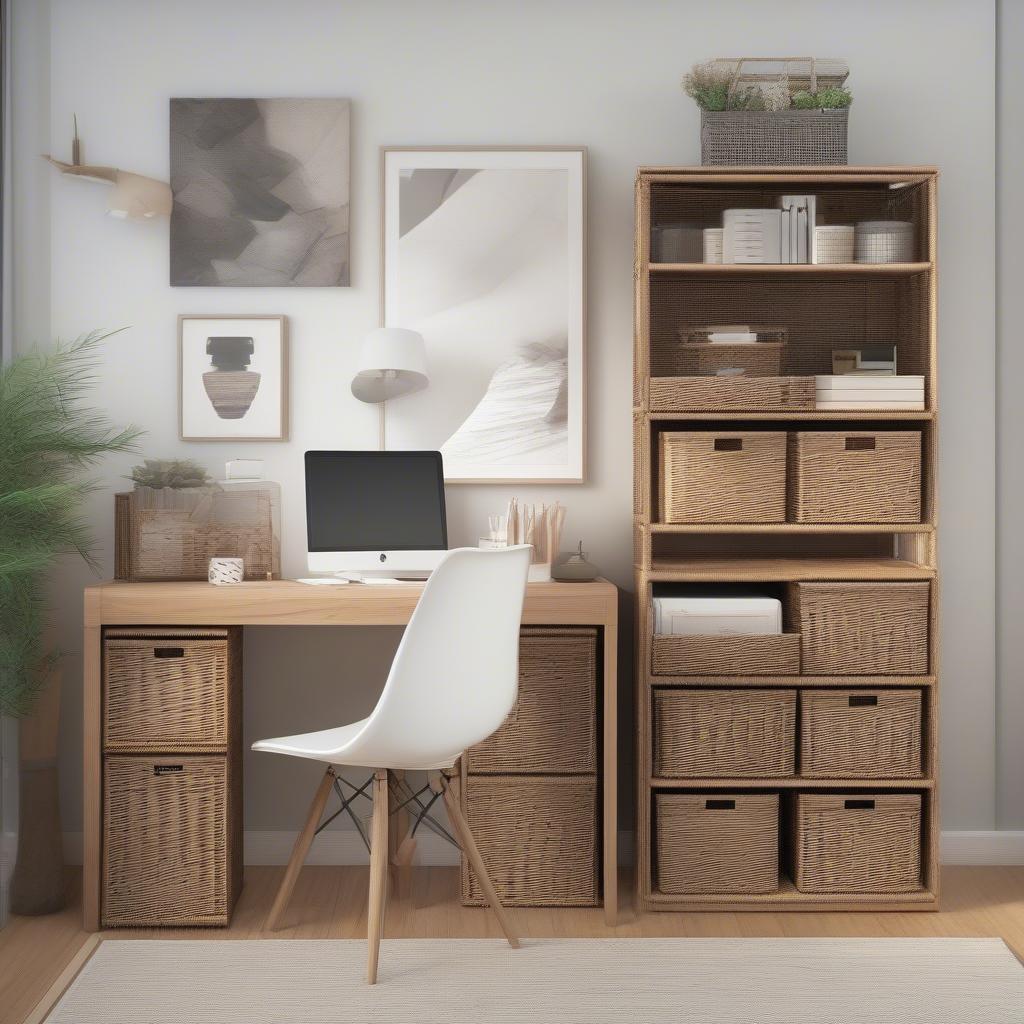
[82,605,102,932]
[602,614,618,926]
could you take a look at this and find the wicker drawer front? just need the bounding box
[651,633,800,677]
[649,376,815,413]
[800,690,923,778]
[656,793,779,894]
[793,793,922,893]
[103,755,236,926]
[461,775,598,907]
[467,628,597,775]
[104,630,238,751]
[791,583,930,675]
[654,690,795,778]
[659,431,786,523]
[788,432,922,523]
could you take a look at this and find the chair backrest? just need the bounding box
[347,545,531,769]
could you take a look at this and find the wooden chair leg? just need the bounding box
[266,765,336,932]
[441,772,520,949]
[367,769,390,985]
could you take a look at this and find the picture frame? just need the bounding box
[178,314,289,442]
[381,146,586,483]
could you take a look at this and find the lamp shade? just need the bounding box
[351,328,428,403]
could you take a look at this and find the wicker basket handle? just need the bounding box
[844,798,875,810]
[849,695,878,707]
[845,437,876,451]
[723,57,822,97]
[714,437,743,452]
[705,798,736,810]
[153,647,185,659]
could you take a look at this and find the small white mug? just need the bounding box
[208,557,244,585]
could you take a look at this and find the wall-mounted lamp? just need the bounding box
[351,328,428,403]
[43,116,172,220]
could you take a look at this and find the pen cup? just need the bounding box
[208,557,244,585]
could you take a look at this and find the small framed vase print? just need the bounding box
[179,315,288,441]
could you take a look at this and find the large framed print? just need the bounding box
[382,147,586,483]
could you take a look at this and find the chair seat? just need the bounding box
[252,719,370,764]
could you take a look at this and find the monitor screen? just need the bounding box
[305,451,448,552]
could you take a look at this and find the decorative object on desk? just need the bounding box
[43,115,172,219]
[503,498,566,582]
[350,328,428,403]
[115,474,281,581]
[0,331,141,916]
[179,315,287,441]
[382,147,585,482]
[813,224,855,264]
[170,98,350,286]
[208,557,245,586]
[702,227,723,264]
[225,458,264,481]
[684,58,850,166]
[551,541,599,582]
[855,220,915,263]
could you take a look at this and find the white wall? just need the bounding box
[10,0,1009,846]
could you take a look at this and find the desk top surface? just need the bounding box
[84,577,618,628]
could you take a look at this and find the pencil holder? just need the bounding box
[208,557,244,586]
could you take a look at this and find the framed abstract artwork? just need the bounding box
[382,147,586,483]
[179,315,288,441]
[170,98,350,286]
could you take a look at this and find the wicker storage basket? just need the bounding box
[651,633,800,676]
[654,689,796,778]
[103,754,242,926]
[461,775,598,906]
[792,793,922,893]
[656,793,779,894]
[790,582,930,676]
[649,376,816,413]
[677,343,783,377]
[701,108,848,166]
[114,483,281,581]
[104,629,240,752]
[659,431,787,523]
[800,689,923,778]
[467,628,596,775]
[788,432,923,523]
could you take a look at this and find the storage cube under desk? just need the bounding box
[101,627,242,927]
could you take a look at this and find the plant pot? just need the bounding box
[700,108,849,166]
[10,668,66,915]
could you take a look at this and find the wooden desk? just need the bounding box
[82,578,619,930]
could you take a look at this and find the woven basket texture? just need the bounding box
[654,689,796,778]
[700,109,848,166]
[461,775,598,907]
[104,631,236,751]
[793,793,922,893]
[791,582,930,676]
[788,432,922,523]
[656,793,779,894]
[649,376,816,412]
[660,431,786,523]
[676,343,783,377]
[467,628,597,775]
[103,754,238,925]
[800,689,923,779]
[651,633,800,677]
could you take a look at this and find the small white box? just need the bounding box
[652,597,782,637]
[723,209,783,264]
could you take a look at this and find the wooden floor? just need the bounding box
[3,866,1024,1024]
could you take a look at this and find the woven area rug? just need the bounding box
[44,937,1024,1023]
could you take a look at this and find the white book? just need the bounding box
[816,389,924,402]
[708,332,758,344]
[816,375,925,391]
[815,399,926,410]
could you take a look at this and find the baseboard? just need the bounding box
[59,829,1024,868]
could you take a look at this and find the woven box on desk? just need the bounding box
[800,689,923,779]
[656,793,779,894]
[114,482,281,581]
[792,793,922,893]
[789,582,930,676]
[788,431,922,523]
[654,689,796,778]
[659,431,787,523]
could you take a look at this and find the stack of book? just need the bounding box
[719,197,819,264]
[815,375,925,411]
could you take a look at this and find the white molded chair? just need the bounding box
[252,545,532,983]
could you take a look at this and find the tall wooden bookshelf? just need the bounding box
[633,166,939,912]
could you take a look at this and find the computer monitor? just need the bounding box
[305,451,448,579]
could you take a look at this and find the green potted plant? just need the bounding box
[682,58,853,166]
[1,331,140,914]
